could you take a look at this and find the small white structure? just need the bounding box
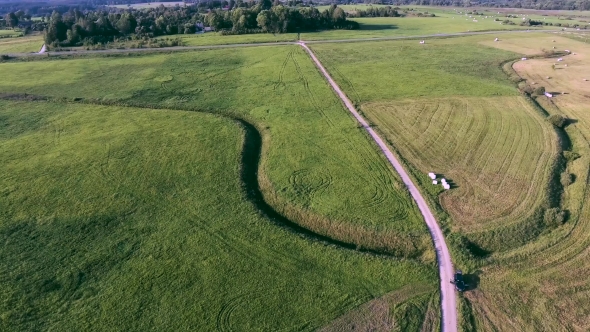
[557,58,563,61]
[522,57,527,60]
[420,40,425,44]
[433,180,438,185]
[443,183,451,190]
[428,172,436,180]
[573,52,576,55]
[565,49,570,52]
[565,64,568,67]
[545,92,553,98]
[495,37,499,41]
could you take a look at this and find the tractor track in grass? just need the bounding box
[298,41,458,332]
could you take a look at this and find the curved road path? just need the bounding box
[298,42,458,332]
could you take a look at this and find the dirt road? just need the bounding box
[298,42,458,332]
[5,29,552,58]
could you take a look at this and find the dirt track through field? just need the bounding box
[5,29,557,58]
[298,41,458,332]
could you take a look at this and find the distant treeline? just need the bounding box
[360,0,590,11]
[23,2,358,47]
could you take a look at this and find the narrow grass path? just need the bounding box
[299,41,458,332]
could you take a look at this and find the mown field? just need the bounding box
[0,46,440,330]
[0,35,43,54]
[459,33,590,332]
[313,33,590,330]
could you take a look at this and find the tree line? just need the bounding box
[32,2,358,47]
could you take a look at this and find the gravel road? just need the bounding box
[299,41,458,332]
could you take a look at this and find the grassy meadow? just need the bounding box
[0,45,441,329]
[0,35,43,54]
[458,32,590,331]
[313,32,590,330]
[0,100,438,330]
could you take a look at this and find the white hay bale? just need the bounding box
[557,58,563,61]
[545,92,553,98]
[521,57,527,60]
[565,49,570,52]
[443,183,450,190]
[495,37,499,41]
[428,172,436,179]
[433,180,438,185]
[565,64,568,67]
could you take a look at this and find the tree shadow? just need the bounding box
[358,23,398,31]
[463,270,482,291]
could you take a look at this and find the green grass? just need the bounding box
[0,99,438,330]
[311,35,562,250]
[301,10,551,41]
[312,33,590,330]
[0,45,440,329]
[0,30,23,38]
[0,46,433,258]
[0,35,43,54]
[361,96,556,242]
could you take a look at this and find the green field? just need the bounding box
[0,30,23,38]
[0,100,438,330]
[0,45,440,329]
[311,33,590,330]
[0,35,43,54]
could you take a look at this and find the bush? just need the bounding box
[0,55,9,61]
[561,172,574,186]
[563,151,581,162]
[544,208,567,227]
[547,114,567,128]
[534,86,545,95]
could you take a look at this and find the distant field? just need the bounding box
[0,30,24,38]
[108,1,188,9]
[0,35,43,54]
[0,99,438,330]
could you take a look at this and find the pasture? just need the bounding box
[0,35,43,54]
[0,45,441,329]
[311,36,561,252]
[302,7,551,41]
[311,31,590,330]
[0,100,438,330]
[459,32,590,331]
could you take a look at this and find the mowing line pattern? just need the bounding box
[362,97,556,233]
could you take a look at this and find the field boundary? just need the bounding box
[298,42,458,332]
[2,29,558,59]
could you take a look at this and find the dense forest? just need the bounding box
[0,1,359,47]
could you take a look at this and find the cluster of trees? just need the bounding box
[206,3,358,34]
[42,5,204,46]
[348,6,401,17]
[39,2,358,47]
